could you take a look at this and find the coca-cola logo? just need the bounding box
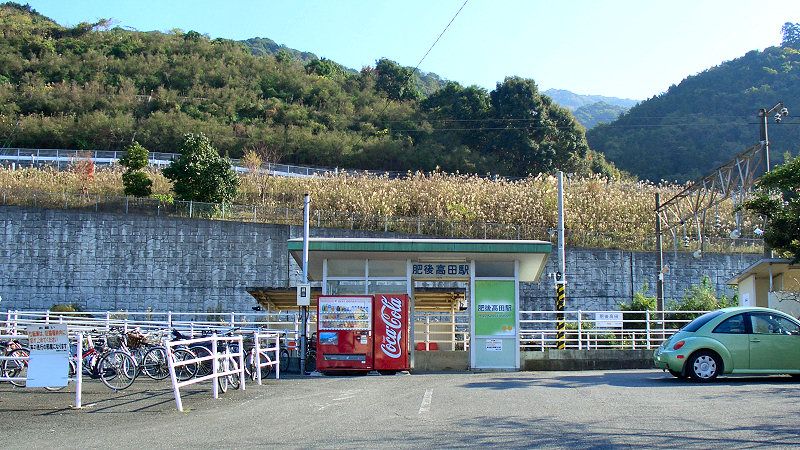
[380,296,403,359]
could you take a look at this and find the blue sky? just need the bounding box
[23,0,800,100]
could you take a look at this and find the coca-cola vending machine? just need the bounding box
[316,294,410,374]
[372,294,410,372]
[316,296,374,372]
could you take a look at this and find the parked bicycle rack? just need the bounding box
[165,334,245,412]
[253,331,281,384]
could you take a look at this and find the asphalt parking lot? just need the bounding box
[2,370,800,449]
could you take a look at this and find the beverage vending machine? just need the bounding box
[316,294,410,373]
[372,294,410,372]
[316,296,374,371]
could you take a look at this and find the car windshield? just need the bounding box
[681,310,725,332]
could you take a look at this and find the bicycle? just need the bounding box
[126,329,197,381]
[78,331,139,391]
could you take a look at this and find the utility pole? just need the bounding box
[655,193,664,311]
[758,102,788,259]
[555,171,566,350]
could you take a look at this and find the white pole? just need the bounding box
[75,332,83,409]
[300,193,310,375]
[166,341,183,412]
[211,334,219,399]
[254,332,262,385]
[237,336,245,391]
[274,333,280,380]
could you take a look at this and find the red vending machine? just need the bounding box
[372,294,410,372]
[316,296,374,372]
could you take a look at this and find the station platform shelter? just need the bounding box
[254,238,551,371]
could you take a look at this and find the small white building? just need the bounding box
[728,258,800,317]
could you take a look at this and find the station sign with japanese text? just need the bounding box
[411,263,470,280]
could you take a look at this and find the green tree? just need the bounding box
[781,22,800,48]
[486,77,590,176]
[118,141,152,197]
[742,156,800,262]
[374,58,420,101]
[162,133,239,203]
[619,285,656,331]
[668,276,737,324]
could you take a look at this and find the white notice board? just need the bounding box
[25,324,69,388]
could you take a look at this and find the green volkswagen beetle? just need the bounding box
[654,306,800,381]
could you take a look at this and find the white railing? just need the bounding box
[165,334,245,412]
[4,310,315,343]
[414,311,469,351]
[519,310,708,350]
[253,331,281,384]
[5,308,710,354]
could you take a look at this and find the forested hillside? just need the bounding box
[0,3,617,178]
[588,23,800,182]
[543,89,637,110]
[573,101,627,130]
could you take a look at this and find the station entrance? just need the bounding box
[283,237,551,371]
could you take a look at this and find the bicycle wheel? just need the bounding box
[189,345,213,377]
[141,347,169,380]
[259,352,273,379]
[227,357,240,390]
[98,351,137,390]
[306,351,316,373]
[2,348,29,387]
[279,348,289,373]
[44,359,77,391]
[173,348,198,381]
[217,356,229,393]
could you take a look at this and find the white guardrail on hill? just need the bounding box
[4,309,707,351]
[0,147,402,178]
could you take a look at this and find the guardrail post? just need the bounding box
[167,311,173,328]
[274,333,280,380]
[74,333,83,409]
[165,340,184,412]
[238,336,245,391]
[105,311,110,331]
[230,312,235,327]
[212,334,219,399]
[254,332,262,385]
[45,310,50,324]
[645,310,651,349]
[577,310,583,350]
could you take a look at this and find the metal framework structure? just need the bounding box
[656,142,764,235]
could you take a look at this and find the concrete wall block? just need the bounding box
[0,206,762,313]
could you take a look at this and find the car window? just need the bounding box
[713,314,746,334]
[682,310,725,332]
[750,313,800,335]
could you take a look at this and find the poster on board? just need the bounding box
[25,324,69,388]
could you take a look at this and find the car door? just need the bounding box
[748,312,800,371]
[711,313,750,371]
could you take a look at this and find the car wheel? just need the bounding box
[668,369,686,379]
[688,351,721,382]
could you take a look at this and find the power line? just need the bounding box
[377,0,469,116]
